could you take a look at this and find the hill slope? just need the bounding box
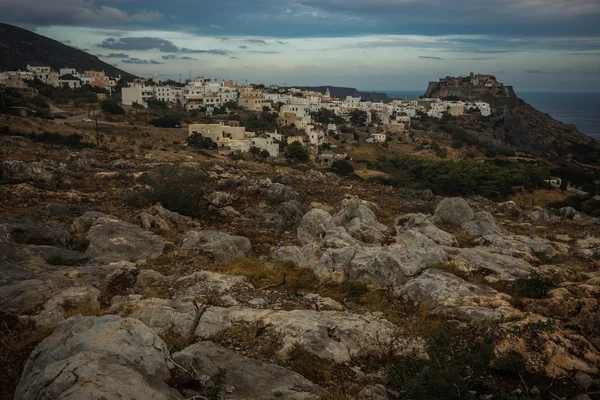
[423,74,600,166]
[0,23,131,78]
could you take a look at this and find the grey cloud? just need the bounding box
[0,0,162,27]
[239,45,248,49]
[230,56,241,59]
[245,39,267,44]
[248,50,281,54]
[180,48,230,55]
[122,57,163,64]
[161,55,198,60]
[98,37,179,52]
[99,53,130,58]
[418,56,443,60]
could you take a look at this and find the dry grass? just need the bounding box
[0,321,54,400]
[436,223,476,247]
[509,189,570,208]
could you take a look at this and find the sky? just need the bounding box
[2,0,600,92]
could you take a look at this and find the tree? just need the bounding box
[101,99,125,115]
[259,149,270,159]
[150,116,180,128]
[187,133,217,149]
[224,100,238,111]
[332,160,355,175]
[249,146,261,158]
[350,109,368,127]
[285,141,309,162]
[126,164,247,219]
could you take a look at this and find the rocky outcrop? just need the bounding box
[398,269,518,321]
[312,230,447,286]
[85,219,166,264]
[179,229,251,261]
[395,213,457,247]
[195,307,425,363]
[15,315,180,400]
[330,204,387,244]
[461,211,505,237]
[297,209,332,246]
[173,341,323,399]
[454,248,534,281]
[132,204,197,234]
[108,295,198,340]
[0,215,70,247]
[434,197,474,226]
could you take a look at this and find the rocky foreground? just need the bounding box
[1,137,600,399]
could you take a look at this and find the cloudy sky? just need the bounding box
[2,0,600,92]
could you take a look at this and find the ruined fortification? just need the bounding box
[425,72,517,107]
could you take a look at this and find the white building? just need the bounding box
[122,86,154,107]
[60,68,77,77]
[251,136,280,158]
[367,133,387,143]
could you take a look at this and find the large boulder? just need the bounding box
[85,219,166,264]
[15,315,181,400]
[24,286,101,328]
[0,215,70,247]
[0,261,137,316]
[196,307,425,363]
[132,204,197,234]
[312,230,447,286]
[179,230,251,261]
[434,197,474,226]
[265,183,300,205]
[398,269,518,321]
[276,200,308,230]
[395,213,457,247]
[70,211,119,235]
[108,295,198,340]
[297,209,332,246]
[0,160,57,189]
[454,248,534,281]
[330,205,388,244]
[460,211,505,237]
[173,341,323,400]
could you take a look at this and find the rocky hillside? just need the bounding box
[0,23,130,77]
[1,121,600,399]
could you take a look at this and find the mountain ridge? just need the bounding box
[0,22,131,78]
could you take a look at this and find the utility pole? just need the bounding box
[93,107,99,148]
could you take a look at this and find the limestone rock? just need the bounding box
[276,200,308,230]
[312,230,447,286]
[132,204,197,233]
[70,210,119,235]
[330,204,388,244]
[179,229,251,261]
[460,211,505,237]
[108,296,197,340]
[398,269,518,321]
[0,215,70,247]
[195,307,425,363]
[395,213,457,247]
[24,286,101,328]
[173,341,323,399]
[434,197,474,226]
[85,219,166,264]
[0,160,58,189]
[454,248,534,281]
[265,183,300,205]
[297,209,332,246]
[15,315,180,400]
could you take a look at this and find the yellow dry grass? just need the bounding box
[509,189,570,208]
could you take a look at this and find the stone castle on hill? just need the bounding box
[425,72,517,107]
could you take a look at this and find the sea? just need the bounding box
[370,90,600,140]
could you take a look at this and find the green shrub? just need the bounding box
[149,116,180,128]
[510,272,557,299]
[332,159,354,175]
[101,100,125,115]
[126,164,245,218]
